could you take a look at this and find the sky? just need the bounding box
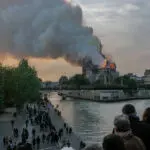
[1,0,150,81]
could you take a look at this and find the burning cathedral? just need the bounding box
[82,57,119,84]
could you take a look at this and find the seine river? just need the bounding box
[47,91,150,145]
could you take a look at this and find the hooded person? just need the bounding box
[113,114,145,150]
[122,104,150,150]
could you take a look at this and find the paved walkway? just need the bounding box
[0,106,54,150]
[0,102,82,150]
[0,110,28,150]
[47,103,81,150]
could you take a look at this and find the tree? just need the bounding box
[0,59,41,109]
[0,64,4,110]
[68,74,90,87]
[59,76,68,85]
[114,75,137,88]
[3,66,16,106]
[14,59,41,107]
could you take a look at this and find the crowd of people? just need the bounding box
[85,104,150,150]
[3,97,150,150]
[2,99,85,150]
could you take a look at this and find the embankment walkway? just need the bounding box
[0,100,83,150]
[47,102,82,150]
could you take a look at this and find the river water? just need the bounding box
[48,91,150,145]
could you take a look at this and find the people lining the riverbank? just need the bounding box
[121,104,150,150]
[113,114,145,150]
[2,95,150,150]
[84,104,150,150]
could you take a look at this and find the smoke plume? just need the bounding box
[0,0,104,66]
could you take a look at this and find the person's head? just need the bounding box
[103,134,126,150]
[67,141,71,147]
[143,107,150,123]
[114,114,130,133]
[85,144,102,150]
[122,104,136,116]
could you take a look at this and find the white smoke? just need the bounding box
[0,0,104,66]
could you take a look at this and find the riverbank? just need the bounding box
[48,92,150,145]
[59,90,150,103]
[60,94,150,103]
[47,100,83,150]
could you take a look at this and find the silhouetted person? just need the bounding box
[40,123,44,132]
[13,112,17,118]
[32,128,36,137]
[64,123,66,128]
[36,136,40,149]
[122,104,150,150]
[25,120,29,128]
[3,136,6,146]
[66,127,69,134]
[46,134,50,144]
[32,138,36,149]
[5,136,9,145]
[42,133,46,144]
[11,120,15,128]
[69,127,72,134]
[15,128,19,138]
[114,114,145,150]
[58,128,63,140]
[54,133,59,144]
[24,128,29,140]
[80,141,86,149]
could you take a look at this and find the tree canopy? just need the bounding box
[114,75,137,88]
[59,76,68,85]
[0,64,4,110]
[68,74,90,87]
[0,59,41,109]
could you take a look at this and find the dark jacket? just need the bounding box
[129,115,150,150]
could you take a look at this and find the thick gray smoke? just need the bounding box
[0,0,104,66]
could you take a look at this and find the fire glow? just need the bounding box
[64,0,72,3]
[101,59,116,70]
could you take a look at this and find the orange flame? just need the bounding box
[101,59,107,68]
[100,58,116,70]
[110,63,116,69]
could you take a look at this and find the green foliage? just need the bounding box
[0,59,41,108]
[59,76,68,85]
[0,64,4,108]
[68,74,90,87]
[115,75,137,88]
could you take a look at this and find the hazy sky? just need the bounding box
[78,0,150,75]
[1,0,150,81]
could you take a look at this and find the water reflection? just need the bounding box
[48,92,150,144]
